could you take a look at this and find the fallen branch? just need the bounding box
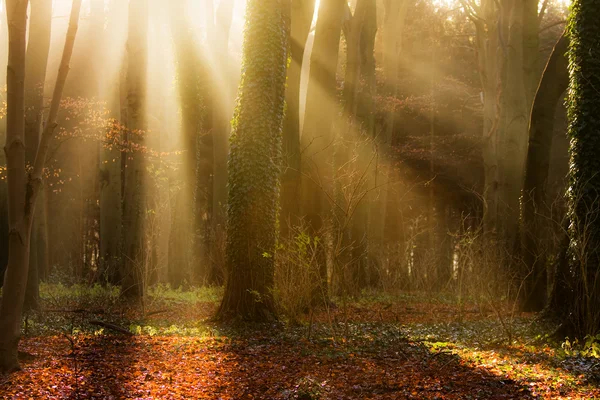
[89,320,134,336]
[144,309,170,317]
[44,309,105,314]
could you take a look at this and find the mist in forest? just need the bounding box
[0,0,573,320]
[0,0,574,307]
[5,2,600,398]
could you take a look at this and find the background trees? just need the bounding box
[121,0,149,300]
[2,0,599,359]
[0,0,82,372]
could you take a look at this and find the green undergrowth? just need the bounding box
[20,283,223,336]
[38,282,223,306]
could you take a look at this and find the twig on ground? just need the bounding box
[89,320,134,335]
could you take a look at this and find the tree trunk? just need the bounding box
[209,0,235,286]
[23,0,52,311]
[358,0,376,137]
[372,0,410,273]
[215,0,289,321]
[121,0,148,300]
[499,0,528,244]
[467,0,501,236]
[381,0,410,145]
[520,32,568,312]
[522,0,541,109]
[0,0,82,372]
[356,0,377,288]
[565,0,600,336]
[280,0,315,238]
[546,220,571,323]
[331,0,362,295]
[99,0,126,285]
[0,1,9,289]
[301,0,346,304]
[0,0,29,371]
[167,0,204,286]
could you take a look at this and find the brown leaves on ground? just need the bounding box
[3,333,535,400]
[1,297,599,399]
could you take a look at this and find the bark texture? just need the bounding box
[216,0,289,321]
[565,0,600,336]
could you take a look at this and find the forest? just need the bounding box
[0,0,599,398]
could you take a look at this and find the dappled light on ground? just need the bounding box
[5,332,536,399]
[1,288,599,399]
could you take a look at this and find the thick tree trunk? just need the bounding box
[520,33,568,312]
[301,0,346,304]
[565,0,600,336]
[23,0,52,311]
[0,0,81,372]
[215,0,289,321]
[121,0,148,300]
[280,0,315,238]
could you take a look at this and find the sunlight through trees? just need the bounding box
[0,1,599,398]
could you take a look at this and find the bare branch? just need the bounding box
[538,0,549,23]
[539,20,566,34]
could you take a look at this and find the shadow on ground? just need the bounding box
[0,325,541,400]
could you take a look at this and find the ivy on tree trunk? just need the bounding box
[566,0,600,336]
[215,0,290,322]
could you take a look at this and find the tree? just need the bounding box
[371,0,412,281]
[565,0,600,335]
[520,32,569,312]
[121,0,149,300]
[499,0,529,244]
[215,0,289,321]
[23,0,52,310]
[332,0,374,294]
[280,0,315,237]
[209,0,236,285]
[353,0,377,289]
[99,0,127,284]
[459,0,504,237]
[0,3,8,289]
[0,0,82,372]
[301,0,347,302]
[167,0,204,286]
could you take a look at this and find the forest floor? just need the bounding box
[1,284,600,399]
